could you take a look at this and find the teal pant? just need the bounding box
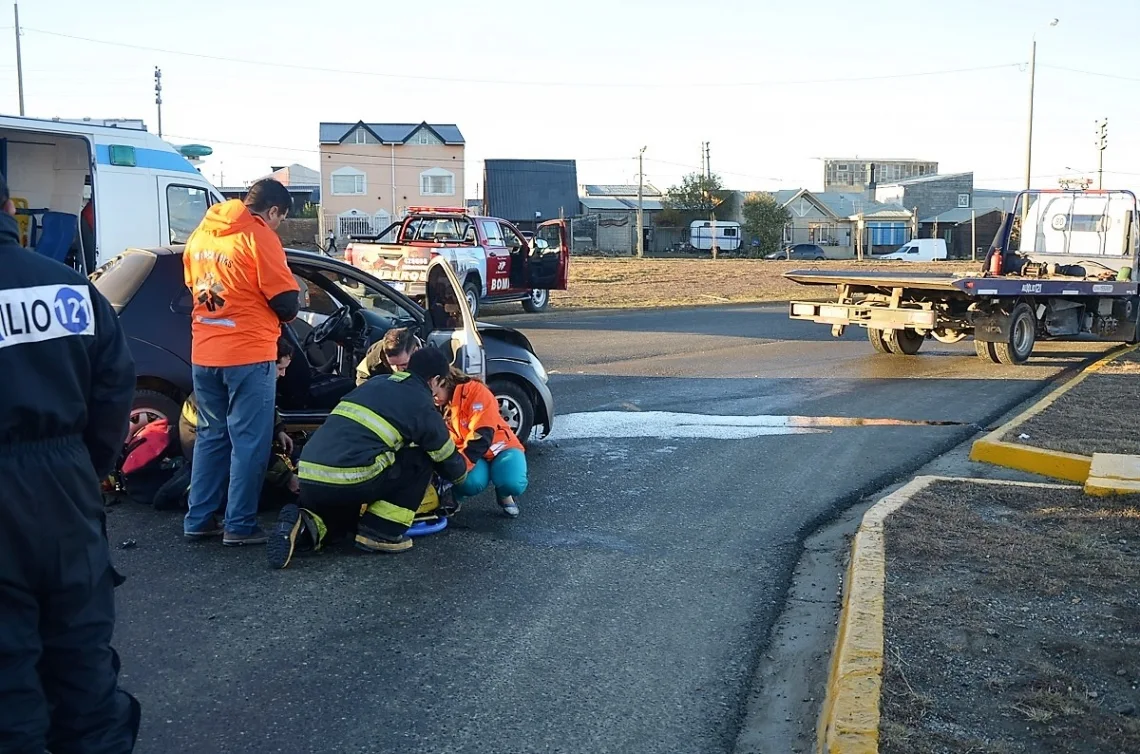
[454,448,528,500]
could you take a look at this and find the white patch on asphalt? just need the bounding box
[548,411,830,440]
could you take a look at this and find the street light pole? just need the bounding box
[1025,18,1059,192]
[14,3,24,116]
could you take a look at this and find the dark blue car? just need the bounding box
[90,247,553,442]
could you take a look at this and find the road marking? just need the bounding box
[546,411,966,441]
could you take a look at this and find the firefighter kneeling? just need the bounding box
[267,347,468,569]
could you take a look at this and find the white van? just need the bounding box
[0,115,222,273]
[877,238,948,261]
[690,220,742,252]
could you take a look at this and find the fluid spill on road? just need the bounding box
[547,410,970,441]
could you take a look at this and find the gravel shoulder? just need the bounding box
[1003,348,1140,456]
[880,479,1140,753]
[552,258,979,310]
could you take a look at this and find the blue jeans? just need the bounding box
[184,362,276,535]
[453,448,528,500]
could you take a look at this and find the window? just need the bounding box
[331,167,366,196]
[419,168,455,196]
[723,227,738,237]
[353,129,368,144]
[166,185,211,244]
[412,129,441,146]
[868,221,907,246]
[957,193,971,209]
[481,220,505,247]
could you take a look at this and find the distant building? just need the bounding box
[578,184,666,254]
[823,158,938,193]
[217,163,322,209]
[483,159,578,231]
[319,121,465,238]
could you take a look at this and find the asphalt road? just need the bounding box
[106,304,1108,754]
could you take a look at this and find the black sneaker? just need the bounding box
[223,527,270,546]
[184,517,224,540]
[354,532,413,553]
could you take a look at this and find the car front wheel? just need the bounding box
[130,388,181,438]
[489,379,535,443]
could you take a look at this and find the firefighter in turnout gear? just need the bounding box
[0,171,141,752]
[268,347,468,568]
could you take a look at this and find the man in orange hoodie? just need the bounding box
[182,180,300,545]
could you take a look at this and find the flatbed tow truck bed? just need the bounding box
[784,269,1140,297]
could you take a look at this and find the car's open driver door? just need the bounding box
[424,256,486,380]
[527,219,570,290]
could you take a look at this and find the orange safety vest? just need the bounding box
[445,380,523,466]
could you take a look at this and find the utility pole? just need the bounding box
[154,67,163,138]
[1095,118,1108,190]
[1025,19,1060,192]
[14,3,24,116]
[706,142,717,260]
[971,209,977,262]
[636,146,646,259]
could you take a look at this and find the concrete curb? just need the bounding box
[816,475,1076,754]
[967,343,1140,482]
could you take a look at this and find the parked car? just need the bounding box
[89,247,554,443]
[767,243,827,260]
[875,238,948,261]
[345,207,569,317]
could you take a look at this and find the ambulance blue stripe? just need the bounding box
[94,145,201,174]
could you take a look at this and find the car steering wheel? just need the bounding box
[311,306,352,345]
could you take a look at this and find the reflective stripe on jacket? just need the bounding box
[298,372,467,486]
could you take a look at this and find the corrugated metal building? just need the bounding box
[483,159,578,231]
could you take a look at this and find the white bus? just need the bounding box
[689,220,742,252]
[0,114,223,273]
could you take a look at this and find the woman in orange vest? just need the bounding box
[431,368,527,517]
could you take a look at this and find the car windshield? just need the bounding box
[404,217,471,242]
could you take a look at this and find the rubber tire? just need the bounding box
[886,328,924,355]
[130,388,181,437]
[462,279,480,318]
[489,378,535,444]
[993,303,1036,366]
[522,289,550,313]
[867,328,891,354]
[974,338,999,363]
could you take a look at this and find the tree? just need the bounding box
[741,192,790,257]
[660,172,730,227]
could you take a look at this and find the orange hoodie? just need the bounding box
[183,200,298,367]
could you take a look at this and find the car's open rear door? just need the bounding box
[528,219,570,290]
[424,256,485,379]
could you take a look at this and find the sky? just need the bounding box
[4,0,1140,196]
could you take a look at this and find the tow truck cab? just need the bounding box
[344,206,569,316]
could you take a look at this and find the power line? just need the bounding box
[20,27,1023,89]
[1040,64,1140,83]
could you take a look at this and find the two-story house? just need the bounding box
[319,121,465,238]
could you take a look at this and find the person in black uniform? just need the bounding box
[0,173,140,751]
[267,347,468,569]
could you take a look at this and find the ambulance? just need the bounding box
[0,114,222,273]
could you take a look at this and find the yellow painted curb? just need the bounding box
[817,476,1077,754]
[968,343,1140,482]
[1084,453,1140,495]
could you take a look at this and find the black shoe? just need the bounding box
[222,527,269,546]
[268,504,302,569]
[354,532,413,553]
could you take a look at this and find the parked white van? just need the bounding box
[690,220,742,252]
[877,238,948,261]
[0,115,222,273]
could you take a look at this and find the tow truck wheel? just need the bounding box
[886,328,924,356]
[975,338,999,363]
[992,303,1036,365]
[932,328,968,344]
[867,328,891,354]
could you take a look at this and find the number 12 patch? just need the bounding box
[0,284,96,350]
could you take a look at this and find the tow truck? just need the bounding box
[785,190,1140,365]
[344,207,570,317]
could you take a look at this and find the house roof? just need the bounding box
[484,159,579,222]
[813,191,910,218]
[920,207,1003,224]
[879,171,972,187]
[318,121,465,145]
[580,196,665,211]
[583,184,663,198]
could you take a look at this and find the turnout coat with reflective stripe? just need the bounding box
[298,372,467,486]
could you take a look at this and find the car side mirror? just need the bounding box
[534,239,549,250]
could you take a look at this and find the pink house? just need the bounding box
[319,121,465,238]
